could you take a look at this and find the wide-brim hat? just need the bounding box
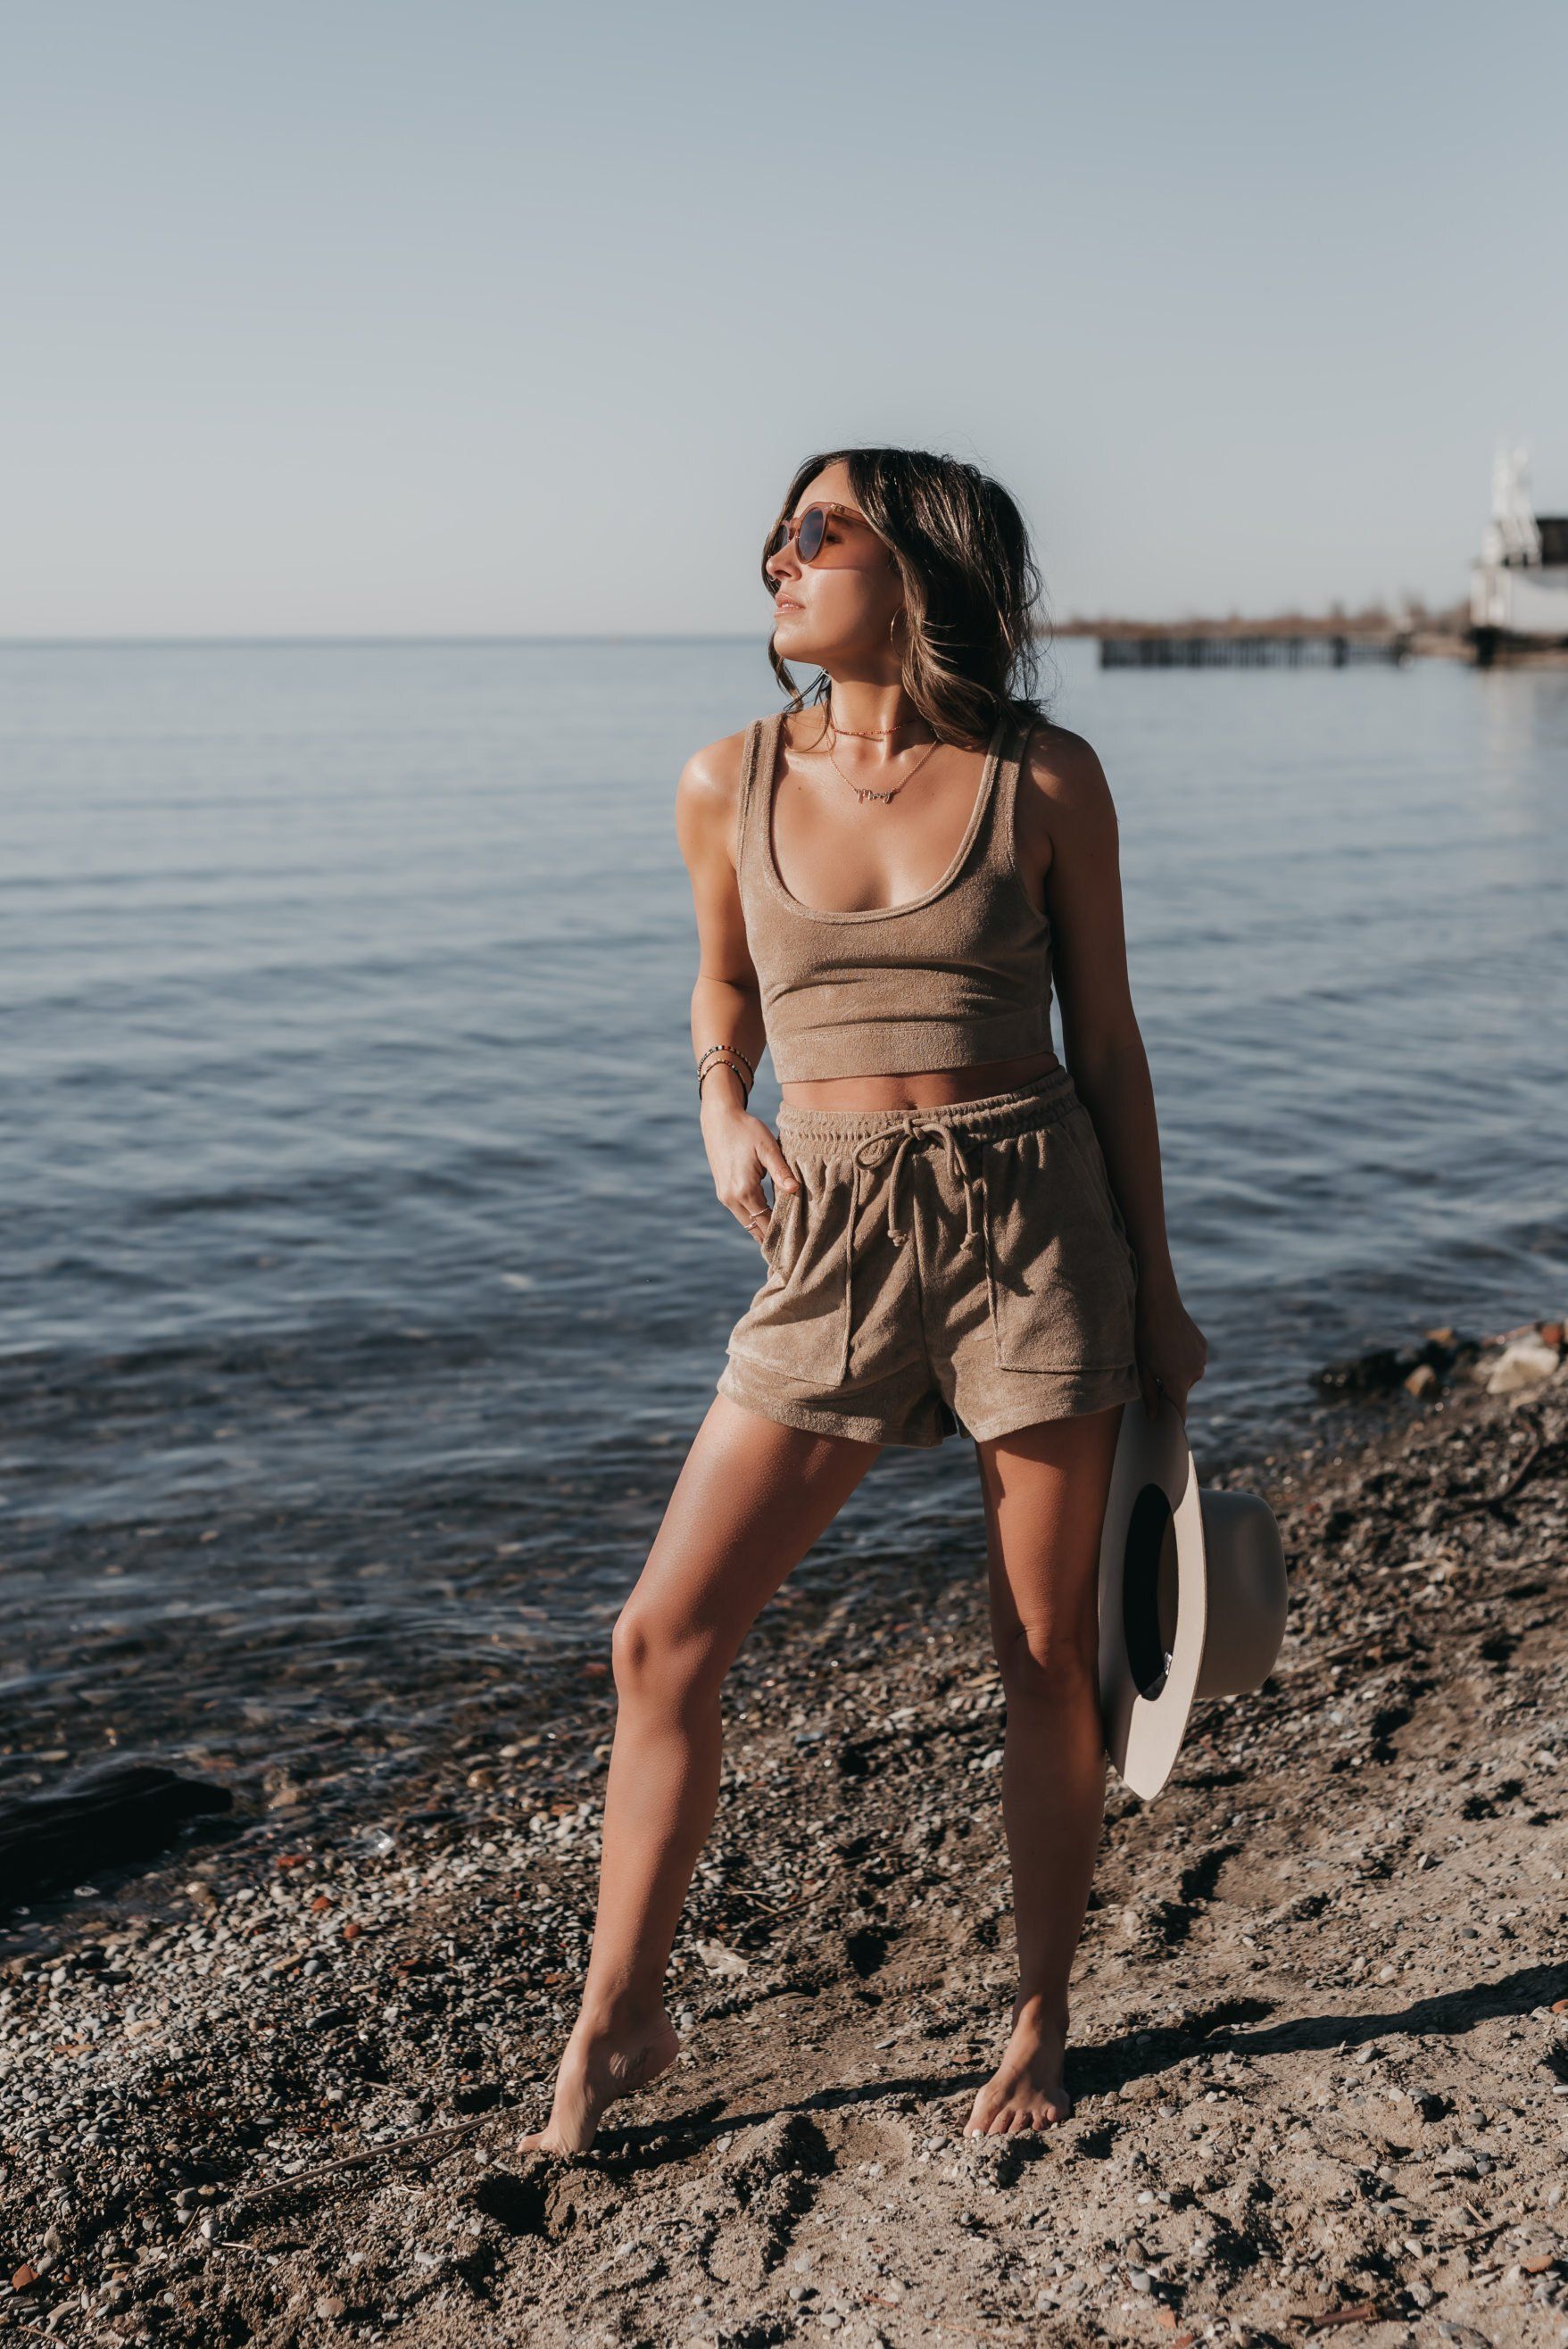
[1098,1392,1288,1801]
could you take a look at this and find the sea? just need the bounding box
[4,635,1565,1805]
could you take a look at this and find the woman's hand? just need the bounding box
[701,1099,801,1246]
[1132,1275,1207,1422]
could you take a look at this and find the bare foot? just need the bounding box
[517,2007,682,2155]
[963,2000,1073,2137]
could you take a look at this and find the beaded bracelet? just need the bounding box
[696,1041,754,1104]
[697,1053,752,1105]
[696,1042,755,1083]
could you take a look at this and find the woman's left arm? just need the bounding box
[1021,725,1208,1419]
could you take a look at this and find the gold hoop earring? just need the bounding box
[890,610,904,644]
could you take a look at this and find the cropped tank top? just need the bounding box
[734,703,1055,1083]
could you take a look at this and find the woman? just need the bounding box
[519,445,1207,2156]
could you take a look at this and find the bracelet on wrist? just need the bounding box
[696,1041,754,1083]
[697,1054,751,1107]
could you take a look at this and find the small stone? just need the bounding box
[693,1940,749,1979]
[315,2295,347,2321]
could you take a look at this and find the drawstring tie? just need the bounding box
[850,1120,983,1250]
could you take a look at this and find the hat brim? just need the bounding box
[1098,1393,1208,1801]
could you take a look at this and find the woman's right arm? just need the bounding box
[676,735,801,1242]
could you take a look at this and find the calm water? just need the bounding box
[4,637,1565,1797]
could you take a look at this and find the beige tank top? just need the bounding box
[734,703,1055,1083]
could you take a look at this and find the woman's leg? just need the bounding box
[962,1399,1123,2136]
[519,1392,883,2154]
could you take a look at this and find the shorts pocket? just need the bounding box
[726,1173,851,1387]
[1059,1103,1140,1286]
[981,1117,1137,1374]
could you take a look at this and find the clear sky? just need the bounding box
[4,0,1564,637]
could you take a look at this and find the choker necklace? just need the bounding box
[822,699,925,741]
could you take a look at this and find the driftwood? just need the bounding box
[0,1762,232,1907]
[223,2107,527,2204]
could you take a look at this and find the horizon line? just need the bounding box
[0,631,783,649]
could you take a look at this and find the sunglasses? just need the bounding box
[764,500,879,573]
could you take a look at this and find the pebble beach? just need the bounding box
[4,1322,1567,2349]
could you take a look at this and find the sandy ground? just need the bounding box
[3,1343,1566,2349]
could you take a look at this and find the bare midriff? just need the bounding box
[778,1044,1062,1115]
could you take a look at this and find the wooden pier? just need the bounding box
[1099,631,1411,669]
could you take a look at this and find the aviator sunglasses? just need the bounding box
[764,500,880,580]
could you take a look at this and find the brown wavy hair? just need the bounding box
[761,445,1057,749]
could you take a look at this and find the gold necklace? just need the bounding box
[809,700,942,803]
[825,730,943,804]
[823,699,923,740]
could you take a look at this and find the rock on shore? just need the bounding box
[3,1355,1566,2347]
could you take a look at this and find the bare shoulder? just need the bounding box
[674,722,751,872]
[1012,718,1117,898]
[1017,718,1116,821]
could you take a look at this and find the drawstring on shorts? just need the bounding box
[850,1120,983,1250]
[774,1067,1078,1344]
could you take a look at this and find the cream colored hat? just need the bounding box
[1098,1392,1288,1801]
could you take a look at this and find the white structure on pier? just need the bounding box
[1470,443,1568,643]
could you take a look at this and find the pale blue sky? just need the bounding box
[3,0,1563,636]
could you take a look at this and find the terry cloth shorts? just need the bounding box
[716,1063,1142,1448]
